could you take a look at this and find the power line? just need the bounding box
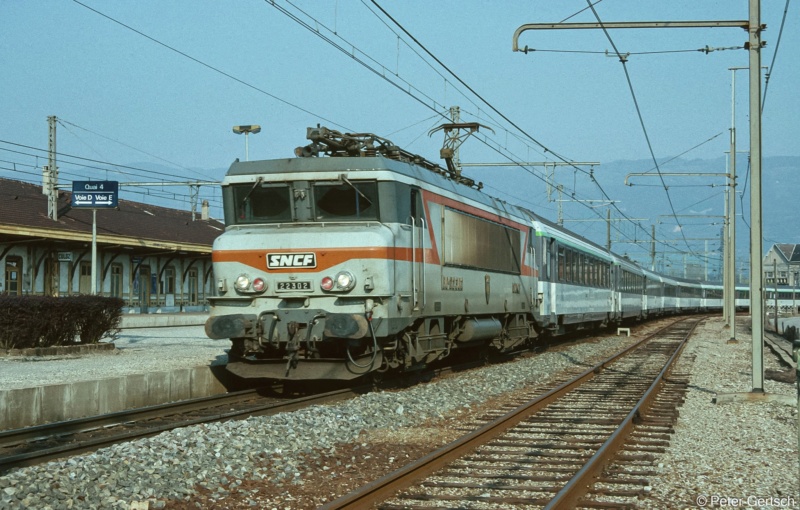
[58,119,219,182]
[70,0,348,132]
[0,144,223,210]
[761,0,792,112]
[68,0,651,260]
[0,140,210,183]
[367,1,694,261]
[585,1,692,255]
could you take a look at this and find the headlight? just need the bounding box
[320,271,356,292]
[234,275,251,291]
[234,274,267,293]
[336,271,354,290]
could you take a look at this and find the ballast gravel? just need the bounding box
[0,317,797,509]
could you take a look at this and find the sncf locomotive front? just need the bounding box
[206,157,416,380]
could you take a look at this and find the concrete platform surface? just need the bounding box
[0,322,233,430]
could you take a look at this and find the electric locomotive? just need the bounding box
[205,126,731,381]
[205,127,538,380]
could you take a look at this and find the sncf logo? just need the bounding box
[267,253,316,269]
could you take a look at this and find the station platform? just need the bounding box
[119,311,209,329]
[0,314,239,431]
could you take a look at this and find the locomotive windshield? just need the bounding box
[229,179,379,224]
[234,184,292,224]
[313,180,378,221]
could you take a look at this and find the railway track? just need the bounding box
[0,356,484,475]
[0,385,365,474]
[765,329,797,368]
[321,316,701,509]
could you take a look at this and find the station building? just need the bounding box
[0,177,223,313]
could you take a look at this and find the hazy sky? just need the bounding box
[1,1,797,267]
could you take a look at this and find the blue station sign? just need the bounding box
[72,181,119,208]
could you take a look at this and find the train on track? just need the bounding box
[205,126,761,381]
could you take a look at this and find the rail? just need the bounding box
[321,317,701,508]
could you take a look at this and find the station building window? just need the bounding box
[162,267,176,294]
[79,261,92,295]
[4,256,22,295]
[110,264,123,298]
[187,268,198,305]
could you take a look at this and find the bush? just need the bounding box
[0,295,123,349]
[74,296,124,343]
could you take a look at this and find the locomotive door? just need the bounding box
[528,230,537,310]
[409,188,426,313]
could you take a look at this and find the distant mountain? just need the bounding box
[6,152,794,276]
[473,154,798,278]
[579,155,798,275]
[596,155,798,243]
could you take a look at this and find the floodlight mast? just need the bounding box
[233,125,261,161]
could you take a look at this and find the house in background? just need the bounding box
[764,243,800,287]
[763,243,800,314]
[0,177,223,313]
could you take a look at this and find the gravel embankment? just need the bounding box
[0,317,797,509]
[641,319,798,509]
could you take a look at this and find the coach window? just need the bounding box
[581,254,588,285]
[574,251,580,284]
[595,260,600,287]
[566,250,572,283]
[558,247,565,281]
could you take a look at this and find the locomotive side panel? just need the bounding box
[419,192,537,349]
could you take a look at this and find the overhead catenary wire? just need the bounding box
[0,142,223,210]
[585,1,694,256]
[58,119,220,182]
[269,0,724,266]
[367,1,715,263]
[761,0,792,112]
[57,2,756,268]
[70,0,349,133]
[66,0,669,263]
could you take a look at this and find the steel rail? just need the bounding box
[545,318,699,509]
[0,386,363,473]
[0,358,478,473]
[0,387,272,445]
[320,317,698,509]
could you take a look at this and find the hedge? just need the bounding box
[0,295,123,350]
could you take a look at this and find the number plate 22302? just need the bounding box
[276,281,312,292]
